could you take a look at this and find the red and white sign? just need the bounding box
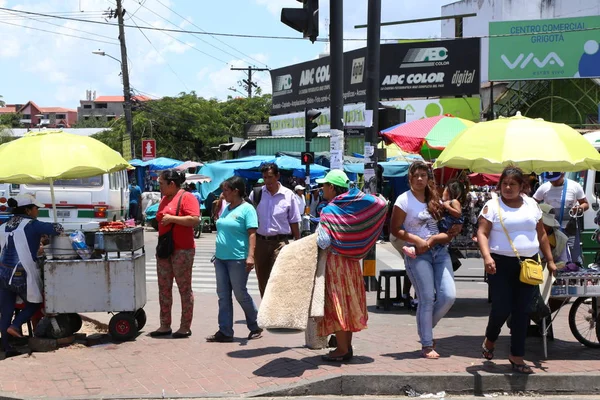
[142,139,156,161]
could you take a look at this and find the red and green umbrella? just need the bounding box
[380,115,475,160]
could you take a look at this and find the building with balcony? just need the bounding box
[77,95,151,123]
[0,101,77,128]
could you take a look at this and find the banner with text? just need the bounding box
[270,38,481,114]
[489,16,600,81]
[269,98,480,136]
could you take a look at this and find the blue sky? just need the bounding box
[0,0,456,109]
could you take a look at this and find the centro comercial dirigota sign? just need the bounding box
[489,16,600,81]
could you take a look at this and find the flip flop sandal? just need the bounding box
[482,342,495,360]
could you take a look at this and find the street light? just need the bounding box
[92,49,135,159]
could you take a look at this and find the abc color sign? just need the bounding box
[489,16,600,81]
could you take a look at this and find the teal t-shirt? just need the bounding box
[215,202,258,260]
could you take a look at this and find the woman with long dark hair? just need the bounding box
[390,161,457,359]
[478,166,555,374]
[206,176,262,342]
[150,170,200,339]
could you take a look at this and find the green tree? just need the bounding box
[0,113,23,128]
[0,95,5,107]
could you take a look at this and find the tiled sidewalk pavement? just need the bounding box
[1,281,600,399]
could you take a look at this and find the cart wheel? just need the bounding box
[68,313,83,333]
[194,224,201,239]
[569,297,600,348]
[109,313,138,341]
[134,309,147,331]
[46,314,73,339]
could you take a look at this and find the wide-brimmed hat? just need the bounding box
[539,203,560,227]
[316,170,350,188]
[12,193,44,208]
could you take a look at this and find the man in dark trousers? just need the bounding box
[250,163,301,297]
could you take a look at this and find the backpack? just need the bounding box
[252,187,263,208]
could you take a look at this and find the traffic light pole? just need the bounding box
[329,0,343,163]
[363,0,382,291]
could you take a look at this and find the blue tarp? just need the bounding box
[141,157,184,170]
[129,159,144,167]
[199,156,275,199]
[343,161,411,178]
[235,155,328,180]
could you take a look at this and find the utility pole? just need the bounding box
[116,0,135,159]
[363,0,382,291]
[329,0,344,170]
[230,66,269,98]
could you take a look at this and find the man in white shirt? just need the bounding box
[294,185,306,214]
[533,172,589,228]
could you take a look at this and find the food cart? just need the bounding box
[43,224,146,341]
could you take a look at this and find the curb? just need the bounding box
[247,372,600,397]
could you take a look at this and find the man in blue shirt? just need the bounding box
[128,180,142,223]
[188,183,202,208]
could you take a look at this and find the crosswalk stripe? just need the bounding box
[145,238,260,295]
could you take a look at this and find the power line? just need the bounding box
[132,14,229,64]
[0,10,119,42]
[0,19,119,46]
[3,6,598,42]
[154,0,269,68]
[136,1,239,64]
[130,15,190,91]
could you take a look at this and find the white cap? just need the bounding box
[294,185,305,191]
[13,193,45,208]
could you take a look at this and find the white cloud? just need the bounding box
[255,0,299,16]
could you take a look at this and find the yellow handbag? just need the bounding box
[497,199,544,286]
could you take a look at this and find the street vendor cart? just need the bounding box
[43,225,146,341]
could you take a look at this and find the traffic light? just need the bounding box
[301,151,315,165]
[305,109,321,142]
[281,0,319,43]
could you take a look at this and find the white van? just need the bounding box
[22,170,130,230]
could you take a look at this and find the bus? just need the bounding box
[21,170,130,230]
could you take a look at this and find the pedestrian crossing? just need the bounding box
[145,234,261,295]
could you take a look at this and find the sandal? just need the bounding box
[509,359,533,374]
[482,341,495,360]
[421,346,439,359]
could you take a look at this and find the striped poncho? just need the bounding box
[318,187,388,259]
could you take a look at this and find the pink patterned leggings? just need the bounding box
[156,249,195,331]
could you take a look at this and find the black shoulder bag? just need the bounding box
[156,191,183,259]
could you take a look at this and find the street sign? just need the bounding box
[142,139,156,161]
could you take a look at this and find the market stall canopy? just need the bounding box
[199,156,275,199]
[468,173,501,186]
[140,157,183,170]
[185,174,211,183]
[380,115,475,160]
[433,113,600,173]
[235,155,328,180]
[128,159,144,167]
[175,161,204,171]
[343,161,411,178]
[276,151,364,165]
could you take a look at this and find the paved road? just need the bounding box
[142,228,486,296]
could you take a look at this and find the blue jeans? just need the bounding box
[214,258,259,337]
[405,245,456,347]
[0,288,41,351]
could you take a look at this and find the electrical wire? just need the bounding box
[138,0,253,65]
[0,10,119,42]
[130,15,190,91]
[154,0,269,68]
[0,19,119,46]
[132,14,228,64]
[2,6,596,42]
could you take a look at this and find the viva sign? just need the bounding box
[489,16,600,81]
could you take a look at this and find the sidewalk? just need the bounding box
[2,273,600,399]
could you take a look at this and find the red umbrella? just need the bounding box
[468,173,500,186]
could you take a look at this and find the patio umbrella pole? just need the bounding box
[50,179,57,224]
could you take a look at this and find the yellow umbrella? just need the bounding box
[0,129,131,221]
[433,112,600,173]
